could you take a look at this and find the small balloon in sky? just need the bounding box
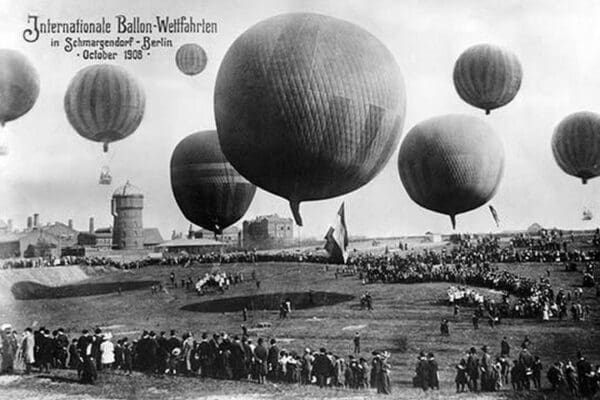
[453,44,522,115]
[175,43,207,76]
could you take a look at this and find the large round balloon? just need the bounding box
[64,64,145,152]
[175,43,207,76]
[170,130,256,234]
[453,44,522,115]
[0,49,40,125]
[398,114,505,228]
[552,111,600,184]
[214,13,406,226]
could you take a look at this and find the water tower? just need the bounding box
[111,181,144,249]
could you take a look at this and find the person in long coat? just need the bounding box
[21,328,35,374]
[253,338,268,384]
[466,348,479,391]
[480,345,492,391]
[0,324,16,373]
[378,352,392,394]
[428,352,439,390]
[182,333,195,375]
[371,351,382,389]
[455,358,468,392]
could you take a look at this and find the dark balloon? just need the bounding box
[64,64,145,152]
[453,44,522,115]
[0,49,40,125]
[214,13,406,226]
[398,114,504,228]
[552,111,600,184]
[175,43,207,76]
[170,130,256,234]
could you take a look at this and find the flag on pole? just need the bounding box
[489,205,500,227]
[324,202,349,264]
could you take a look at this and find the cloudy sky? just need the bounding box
[1,0,600,239]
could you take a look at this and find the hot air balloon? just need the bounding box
[0,49,40,155]
[214,13,406,226]
[175,43,207,76]
[64,64,145,184]
[551,111,600,184]
[170,130,256,234]
[397,114,505,229]
[453,44,522,115]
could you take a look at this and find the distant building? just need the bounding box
[193,226,242,247]
[157,237,226,254]
[424,232,443,243]
[112,181,144,250]
[242,214,294,249]
[143,228,164,249]
[527,223,544,234]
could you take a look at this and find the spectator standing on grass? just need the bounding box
[466,347,479,391]
[472,312,479,330]
[254,338,268,384]
[68,339,79,370]
[378,351,392,394]
[267,339,279,381]
[455,358,468,392]
[428,352,439,390]
[576,351,592,397]
[532,355,542,390]
[100,333,115,370]
[122,339,132,375]
[501,337,510,357]
[353,332,360,354]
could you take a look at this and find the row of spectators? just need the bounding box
[0,325,392,394]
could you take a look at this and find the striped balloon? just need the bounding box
[175,43,207,76]
[64,64,145,152]
[552,111,600,184]
[170,130,256,234]
[0,49,40,125]
[453,44,522,115]
[215,13,406,226]
[398,115,505,229]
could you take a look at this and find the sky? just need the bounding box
[1,0,600,239]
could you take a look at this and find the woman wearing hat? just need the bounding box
[378,351,392,394]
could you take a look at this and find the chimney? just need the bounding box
[7,219,12,231]
[68,219,73,230]
[89,217,94,234]
[27,216,32,230]
[33,213,39,228]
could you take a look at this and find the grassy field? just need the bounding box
[0,260,598,399]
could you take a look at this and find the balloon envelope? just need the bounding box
[552,111,600,184]
[214,12,406,225]
[453,44,522,114]
[0,49,40,125]
[175,43,207,76]
[397,114,504,228]
[170,130,256,234]
[64,64,145,151]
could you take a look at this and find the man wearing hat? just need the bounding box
[55,328,69,369]
[480,345,492,391]
[576,351,592,397]
[254,338,268,384]
[414,351,430,391]
[22,328,35,374]
[0,324,16,373]
[427,352,439,390]
[466,347,479,392]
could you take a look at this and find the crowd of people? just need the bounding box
[0,324,393,393]
[449,339,600,397]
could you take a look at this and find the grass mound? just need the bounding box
[181,291,354,313]
[11,280,158,300]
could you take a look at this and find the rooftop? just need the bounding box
[113,180,143,197]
